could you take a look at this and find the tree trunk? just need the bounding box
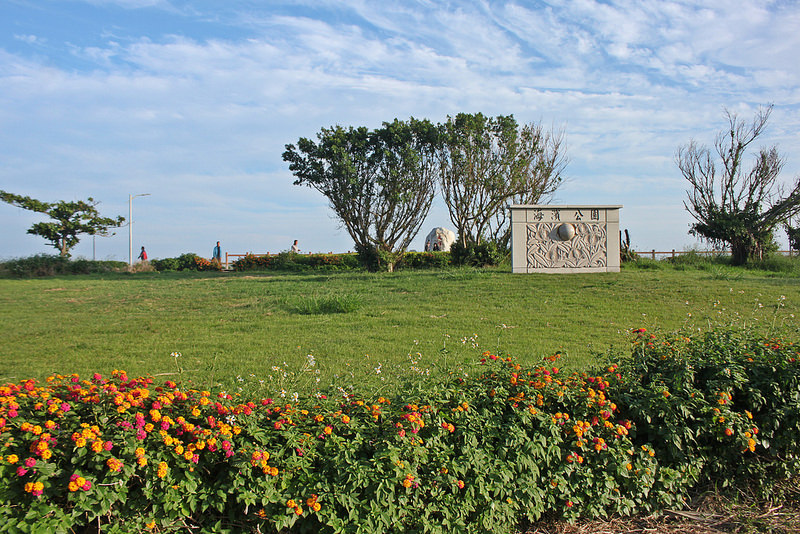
[730,239,761,265]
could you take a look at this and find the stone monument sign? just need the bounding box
[510,205,622,273]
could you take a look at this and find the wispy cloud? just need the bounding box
[1,0,798,260]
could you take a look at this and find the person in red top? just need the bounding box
[138,246,148,261]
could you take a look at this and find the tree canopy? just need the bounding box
[282,118,439,271]
[677,105,800,264]
[0,191,125,257]
[438,113,566,250]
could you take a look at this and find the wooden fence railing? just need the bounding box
[633,249,795,260]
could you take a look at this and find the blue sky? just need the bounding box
[2,0,799,261]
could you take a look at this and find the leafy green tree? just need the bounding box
[677,105,800,264]
[283,118,440,271]
[438,113,566,253]
[786,223,800,253]
[0,191,125,257]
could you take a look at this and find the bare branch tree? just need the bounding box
[677,105,800,264]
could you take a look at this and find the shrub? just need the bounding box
[607,327,800,493]
[151,253,221,272]
[1,255,126,277]
[232,252,360,272]
[621,257,663,270]
[1,327,797,532]
[398,251,452,269]
[450,241,504,267]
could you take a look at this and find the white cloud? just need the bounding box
[1,1,799,260]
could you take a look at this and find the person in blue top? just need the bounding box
[212,241,222,263]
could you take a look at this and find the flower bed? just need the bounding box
[1,328,798,533]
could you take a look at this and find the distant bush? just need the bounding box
[398,251,452,269]
[0,254,125,277]
[151,253,221,272]
[232,252,360,272]
[624,250,800,275]
[742,253,800,275]
[450,241,504,267]
[621,257,664,270]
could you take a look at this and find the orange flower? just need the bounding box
[157,461,168,478]
[106,458,122,472]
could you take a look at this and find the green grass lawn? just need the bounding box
[1,263,798,396]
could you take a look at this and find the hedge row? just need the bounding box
[0,255,127,277]
[150,254,222,272]
[1,328,798,533]
[231,251,451,272]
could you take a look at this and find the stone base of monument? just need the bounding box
[510,205,622,273]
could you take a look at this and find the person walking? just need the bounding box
[291,240,300,253]
[212,241,222,263]
[138,246,148,262]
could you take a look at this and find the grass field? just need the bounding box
[2,261,799,396]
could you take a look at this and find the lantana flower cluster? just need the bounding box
[1,327,798,533]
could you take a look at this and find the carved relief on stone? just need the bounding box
[526,222,607,268]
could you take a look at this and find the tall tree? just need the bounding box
[0,191,125,257]
[486,122,567,251]
[283,118,439,271]
[438,113,566,250]
[677,105,800,264]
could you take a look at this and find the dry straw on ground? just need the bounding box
[521,480,800,534]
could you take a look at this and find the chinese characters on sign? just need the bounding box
[511,205,621,273]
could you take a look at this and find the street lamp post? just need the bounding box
[129,193,151,267]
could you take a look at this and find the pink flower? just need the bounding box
[24,457,37,468]
[82,481,92,491]
[104,441,113,451]
[60,402,70,412]
[16,467,28,476]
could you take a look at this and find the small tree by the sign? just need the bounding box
[0,190,125,257]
